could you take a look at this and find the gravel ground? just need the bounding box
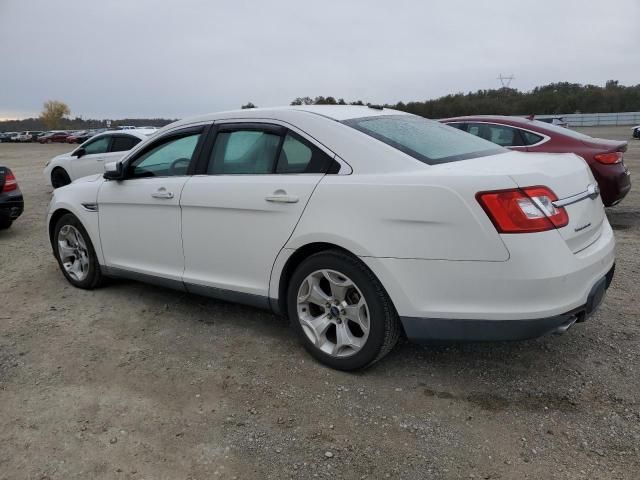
[0,126,638,480]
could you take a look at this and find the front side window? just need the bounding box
[83,136,110,155]
[111,135,141,152]
[343,115,505,165]
[128,133,201,178]
[209,130,281,174]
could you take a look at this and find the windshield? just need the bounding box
[343,115,506,165]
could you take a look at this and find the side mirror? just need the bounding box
[73,147,86,158]
[103,161,124,180]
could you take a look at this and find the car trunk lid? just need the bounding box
[447,151,605,253]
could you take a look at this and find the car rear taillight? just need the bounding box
[1,171,18,193]
[594,152,622,164]
[476,186,569,234]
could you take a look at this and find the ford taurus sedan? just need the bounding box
[46,106,615,370]
[441,115,631,206]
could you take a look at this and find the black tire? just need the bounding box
[51,168,71,189]
[0,218,12,230]
[287,249,400,371]
[53,213,103,289]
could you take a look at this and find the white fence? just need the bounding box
[535,112,640,127]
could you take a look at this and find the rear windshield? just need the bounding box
[529,120,591,140]
[343,115,506,165]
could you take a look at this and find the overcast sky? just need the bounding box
[1,0,639,120]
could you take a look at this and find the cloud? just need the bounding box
[1,0,638,119]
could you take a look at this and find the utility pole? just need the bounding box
[497,74,515,89]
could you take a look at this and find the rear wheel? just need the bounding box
[287,250,400,370]
[0,218,12,230]
[51,168,71,188]
[53,213,103,289]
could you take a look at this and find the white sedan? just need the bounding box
[46,106,615,370]
[43,129,157,188]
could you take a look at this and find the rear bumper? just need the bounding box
[592,162,631,206]
[401,265,614,343]
[0,192,24,220]
[363,221,615,321]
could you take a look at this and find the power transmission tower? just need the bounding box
[497,74,515,89]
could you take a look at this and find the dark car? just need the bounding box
[0,132,18,143]
[0,166,24,230]
[441,115,631,206]
[632,125,640,139]
[66,129,103,144]
[30,131,45,142]
[65,130,88,143]
[38,131,71,144]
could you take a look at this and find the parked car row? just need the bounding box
[0,131,45,142]
[0,126,158,144]
[1,106,626,369]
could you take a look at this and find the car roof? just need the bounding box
[92,129,155,140]
[167,105,410,129]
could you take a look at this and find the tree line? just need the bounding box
[275,81,640,118]
[3,80,639,132]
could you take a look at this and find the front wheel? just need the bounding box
[0,218,12,230]
[287,250,400,370]
[53,213,103,289]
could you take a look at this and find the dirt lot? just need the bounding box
[0,126,638,480]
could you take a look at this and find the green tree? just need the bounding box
[41,100,70,129]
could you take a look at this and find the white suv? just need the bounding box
[46,106,615,370]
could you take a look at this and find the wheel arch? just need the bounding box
[49,208,73,248]
[50,166,71,188]
[274,242,356,318]
[48,206,105,266]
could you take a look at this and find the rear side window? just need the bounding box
[111,135,141,152]
[209,130,281,174]
[445,122,467,131]
[521,130,544,146]
[343,115,505,165]
[276,133,333,174]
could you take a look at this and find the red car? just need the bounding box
[38,131,71,144]
[441,116,631,206]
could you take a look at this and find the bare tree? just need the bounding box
[41,100,70,129]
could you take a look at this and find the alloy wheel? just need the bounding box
[296,269,370,358]
[57,225,90,282]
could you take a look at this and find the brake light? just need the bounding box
[594,152,622,164]
[1,171,17,193]
[477,186,568,234]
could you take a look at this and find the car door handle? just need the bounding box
[265,191,299,203]
[151,189,174,199]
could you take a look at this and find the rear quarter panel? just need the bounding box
[287,171,515,261]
